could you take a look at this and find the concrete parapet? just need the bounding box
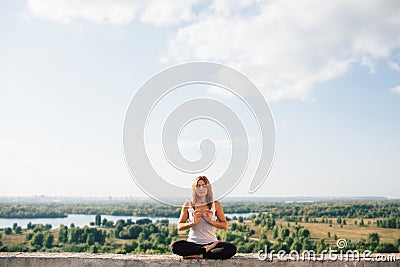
[0,253,399,266]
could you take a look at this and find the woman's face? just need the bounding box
[195,180,208,197]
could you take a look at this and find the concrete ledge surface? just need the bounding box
[0,253,399,267]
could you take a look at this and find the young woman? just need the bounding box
[170,176,237,259]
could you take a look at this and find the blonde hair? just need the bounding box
[191,176,213,209]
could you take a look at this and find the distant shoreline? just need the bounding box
[0,196,397,204]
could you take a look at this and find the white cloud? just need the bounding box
[361,56,376,74]
[27,0,197,25]
[389,61,400,74]
[27,0,400,101]
[140,0,196,26]
[163,0,400,101]
[391,85,400,95]
[208,0,262,17]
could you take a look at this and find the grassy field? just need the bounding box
[292,219,400,244]
[242,217,400,244]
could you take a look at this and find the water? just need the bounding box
[0,213,256,229]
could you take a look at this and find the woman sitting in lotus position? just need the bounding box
[170,176,236,259]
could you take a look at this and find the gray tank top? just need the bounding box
[187,202,218,244]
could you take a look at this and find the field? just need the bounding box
[258,218,400,244]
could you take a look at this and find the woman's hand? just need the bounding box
[202,210,213,223]
[192,210,203,225]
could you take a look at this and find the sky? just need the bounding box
[0,0,399,199]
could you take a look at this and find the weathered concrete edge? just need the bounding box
[0,253,399,267]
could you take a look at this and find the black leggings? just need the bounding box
[170,240,236,259]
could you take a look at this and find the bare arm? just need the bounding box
[177,201,200,231]
[207,201,228,229]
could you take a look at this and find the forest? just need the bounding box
[0,200,399,254]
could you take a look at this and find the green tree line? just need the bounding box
[1,201,398,219]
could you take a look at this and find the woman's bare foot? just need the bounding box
[182,254,203,259]
[203,240,221,253]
